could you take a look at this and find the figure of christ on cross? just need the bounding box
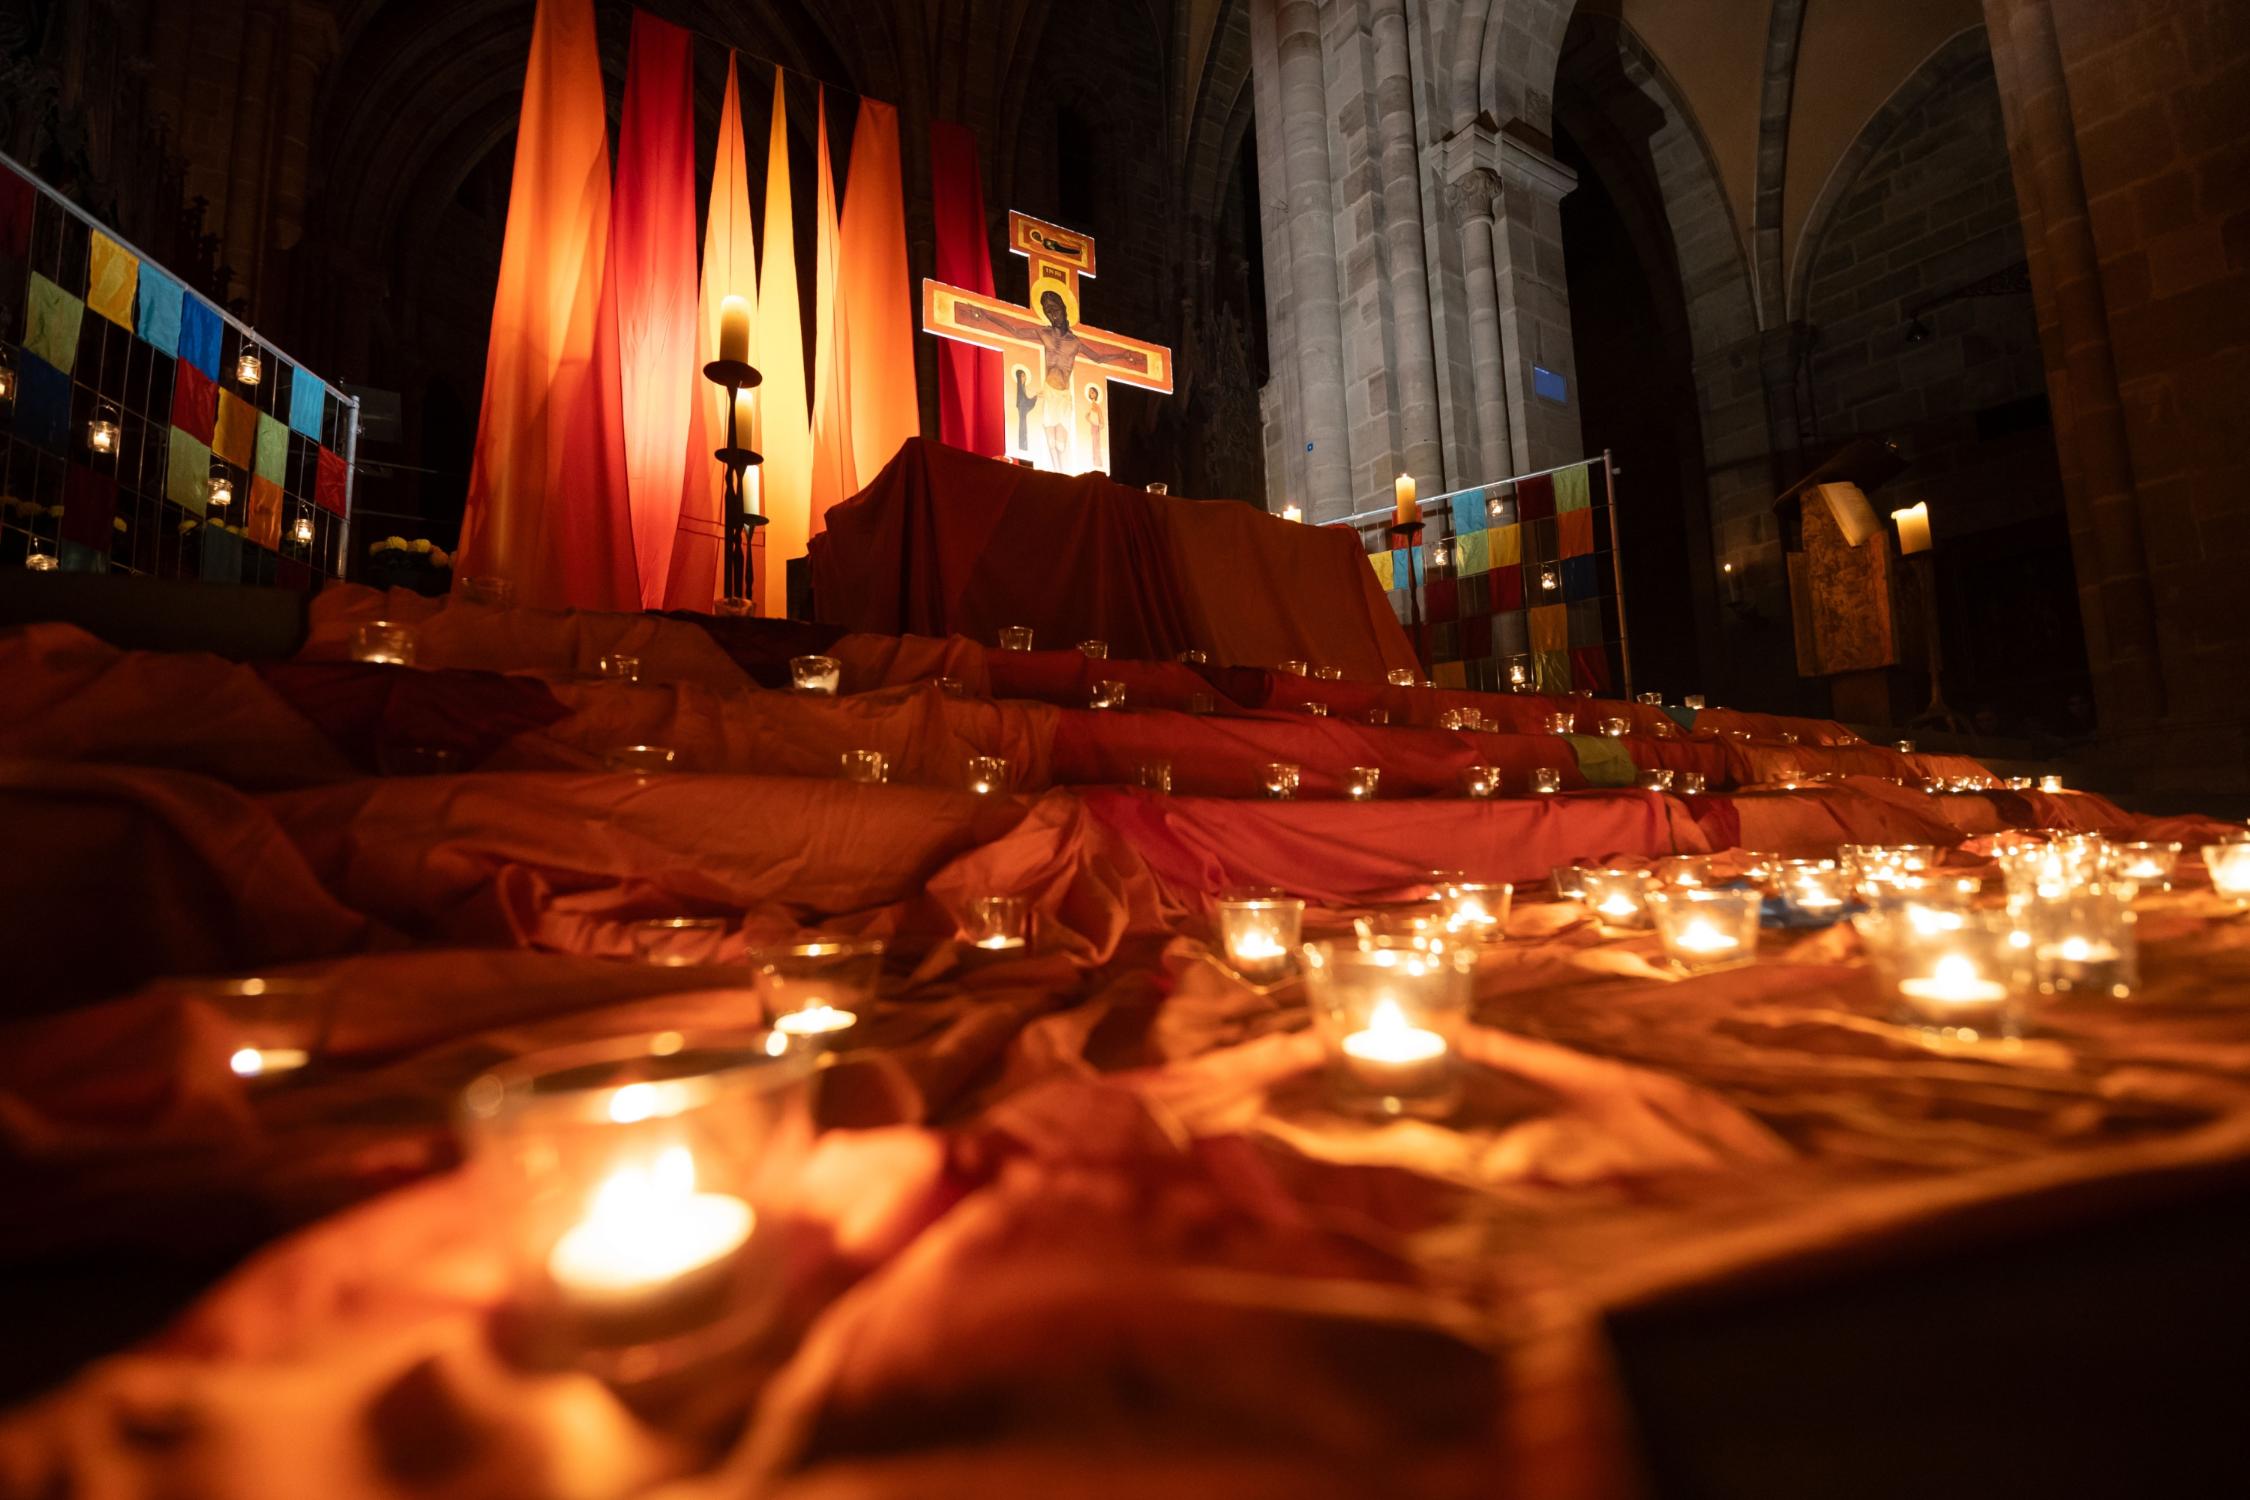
[950,290,1147,471]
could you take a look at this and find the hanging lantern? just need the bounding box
[87,401,121,456]
[0,348,16,404]
[207,464,235,511]
[292,512,315,546]
[236,347,264,386]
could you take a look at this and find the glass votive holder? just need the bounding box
[352,620,416,666]
[1345,766,1382,801]
[1089,679,1127,709]
[2023,886,2139,999]
[1387,668,1418,687]
[839,749,888,784]
[754,938,883,1042]
[1995,838,2104,903]
[631,917,728,968]
[1637,768,1676,791]
[1461,764,1500,799]
[1677,771,1708,794]
[596,653,641,683]
[1281,659,1311,676]
[1636,691,1662,705]
[1545,712,1574,735]
[1772,859,1848,914]
[163,976,334,1083]
[1439,708,1471,730]
[962,894,1031,951]
[1304,702,1331,717]
[964,755,1009,795]
[2038,774,2065,793]
[999,626,1035,651]
[1189,692,1217,714]
[1855,908,2034,1041]
[1438,880,1512,942]
[1683,695,1706,711]
[603,744,677,775]
[714,597,753,617]
[2109,841,2181,894]
[1178,648,1208,665]
[1895,738,1916,754]
[1581,867,1655,929]
[1649,888,1763,973]
[1263,762,1301,800]
[456,1031,814,1377]
[2202,842,2250,907]
[2004,776,2034,791]
[1302,940,1475,1119]
[1366,708,1392,726]
[1313,666,1343,681]
[937,676,969,697]
[1839,843,1938,897]
[458,575,517,608]
[1551,864,1592,900]
[1134,759,1174,794]
[1600,717,1629,738]
[1655,855,1717,889]
[1078,639,1109,659]
[1214,890,1304,983]
[1530,767,1563,794]
[790,655,840,695]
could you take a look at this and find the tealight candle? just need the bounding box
[1189,692,1217,714]
[1366,708,1391,725]
[754,937,882,1043]
[1551,864,1591,900]
[1600,717,1629,738]
[1134,759,1174,793]
[230,1045,310,1078]
[1438,880,1512,941]
[2039,774,2065,793]
[1530,767,1563,794]
[1387,668,1418,687]
[961,894,1031,951]
[1636,691,1662,705]
[1282,504,1304,523]
[1856,909,2030,1038]
[1078,640,1109,659]
[1650,888,1762,972]
[1683,695,1706,711]
[1263,762,1301,799]
[1302,940,1473,1117]
[2110,841,2180,893]
[1637,768,1676,791]
[1461,765,1500,799]
[2202,842,2250,907]
[839,749,887,784]
[604,744,677,775]
[1677,771,1708,794]
[790,655,841,694]
[548,1147,753,1316]
[1345,766,1381,801]
[999,626,1035,651]
[1545,712,1573,735]
[1281,659,1311,676]
[1214,891,1304,983]
[352,621,416,666]
[597,653,642,683]
[1089,679,1127,709]
[632,917,727,967]
[1178,649,1208,665]
[1655,855,1716,889]
[965,755,1009,795]
[1313,666,1343,681]
[1304,701,1330,717]
[1580,867,1654,929]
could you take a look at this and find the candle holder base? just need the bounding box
[701,358,763,390]
[1327,1063,1461,1121]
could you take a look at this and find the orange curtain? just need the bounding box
[839,97,919,491]
[752,69,812,617]
[607,11,700,609]
[668,54,759,611]
[455,0,636,611]
[808,90,855,537]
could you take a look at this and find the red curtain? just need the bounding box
[929,121,1003,459]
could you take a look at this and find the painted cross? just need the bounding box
[922,211,1174,476]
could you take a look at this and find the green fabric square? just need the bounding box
[26,273,85,373]
[1532,646,1572,694]
[1456,528,1490,577]
[1566,731,1636,786]
[167,428,213,515]
[255,411,288,484]
[1555,462,1592,513]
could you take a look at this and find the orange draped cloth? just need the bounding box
[454,0,637,611]
[839,98,920,494]
[751,69,812,617]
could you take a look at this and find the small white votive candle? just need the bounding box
[1530,767,1563,794]
[755,938,882,1043]
[1263,762,1301,799]
[1078,640,1109,659]
[1345,766,1381,801]
[1650,888,1762,973]
[839,749,887,783]
[1089,679,1127,709]
[1215,891,1304,983]
[1303,940,1473,1117]
[790,655,840,695]
[965,755,1009,795]
[999,626,1035,651]
[1387,668,1418,687]
[597,653,641,683]
[1581,867,1655,929]
[964,894,1031,951]
[1461,765,1500,799]
[352,621,416,666]
[1134,759,1173,793]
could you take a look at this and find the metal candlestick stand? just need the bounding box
[702,356,766,609]
[1904,549,1964,733]
[1388,518,1429,678]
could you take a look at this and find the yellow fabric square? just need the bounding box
[1529,602,1570,654]
[1488,523,1521,567]
[1369,550,1394,590]
[212,390,257,467]
[1433,661,1469,689]
[88,233,141,328]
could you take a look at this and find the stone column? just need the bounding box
[1488,137,1580,471]
[1273,0,1355,519]
[1444,167,1511,480]
[1369,0,1443,490]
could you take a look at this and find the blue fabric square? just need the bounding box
[287,366,326,441]
[1561,554,1602,601]
[137,267,184,356]
[177,296,222,379]
[13,351,71,450]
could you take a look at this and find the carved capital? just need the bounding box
[1446,168,1502,226]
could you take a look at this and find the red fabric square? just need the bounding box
[1423,573,1458,621]
[1517,473,1556,522]
[1460,611,1492,659]
[62,463,118,551]
[316,446,348,516]
[171,362,218,444]
[1491,563,1523,610]
[1570,645,1612,694]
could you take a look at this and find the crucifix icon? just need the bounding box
[922,211,1174,476]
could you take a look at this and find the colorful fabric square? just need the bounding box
[1567,729,1634,785]
[1424,574,1458,620]
[12,353,70,450]
[288,367,325,440]
[1461,612,1492,659]
[1554,462,1591,514]
[1562,554,1602,601]
[1457,572,1488,615]
[1529,601,1570,654]
[1456,528,1489,576]
[1433,660,1468,689]
[1533,648,1571,694]
[177,296,222,379]
[1524,517,1556,563]
[1493,609,1528,656]
[254,411,289,484]
[136,266,183,356]
[1570,646,1613,695]
[0,163,32,258]
[62,464,118,551]
[87,233,140,328]
[171,362,218,443]
[1517,472,1556,522]
[25,274,84,372]
[212,390,256,467]
[316,445,348,515]
[247,475,285,548]
[1369,550,1394,590]
[1488,523,1521,567]
[1492,563,1524,611]
[167,429,213,514]
[1568,598,1604,644]
[1664,705,1696,732]
[1557,507,1595,559]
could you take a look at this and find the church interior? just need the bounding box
[2,0,2248,1493]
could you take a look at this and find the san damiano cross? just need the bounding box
[922,212,1175,476]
